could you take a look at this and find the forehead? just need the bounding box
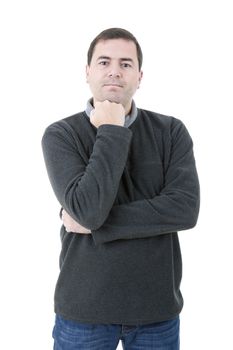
[92,39,138,60]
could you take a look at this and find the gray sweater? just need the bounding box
[42,107,200,325]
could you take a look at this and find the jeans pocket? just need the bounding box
[53,315,110,347]
[140,317,180,340]
[54,315,89,343]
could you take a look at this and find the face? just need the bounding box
[86,39,143,114]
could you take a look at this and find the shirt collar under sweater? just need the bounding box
[85,98,138,128]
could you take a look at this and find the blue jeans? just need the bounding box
[53,314,180,349]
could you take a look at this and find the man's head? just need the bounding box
[87,28,143,71]
[86,28,143,114]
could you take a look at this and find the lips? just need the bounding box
[103,82,124,88]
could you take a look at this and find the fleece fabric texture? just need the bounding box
[42,108,200,325]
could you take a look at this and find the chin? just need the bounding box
[105,94,122,104]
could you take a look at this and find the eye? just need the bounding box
[121,62,132,68]
[99,60,108,66]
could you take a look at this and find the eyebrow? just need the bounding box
[97,56,134,63]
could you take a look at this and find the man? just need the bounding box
[42,28,200,350]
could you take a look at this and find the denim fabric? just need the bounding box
[53,315,180,349]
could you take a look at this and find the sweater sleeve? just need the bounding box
[92,120,200,244]
[42,121,132,230]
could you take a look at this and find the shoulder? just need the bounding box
[42,111,93,144]
[138,108,186,134]
[41,112,96,156]
[137,109,193,150]
[43,111,87,135]
[41,112,88,151]
[138,108,181,125]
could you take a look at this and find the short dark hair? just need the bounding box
[87,28,143,71]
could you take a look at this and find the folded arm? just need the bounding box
[91,120,200,244]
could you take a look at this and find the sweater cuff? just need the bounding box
[97,124,132,141]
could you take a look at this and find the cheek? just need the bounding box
[128,79,140,92]
[87,76,99,89]
[88,72,103,86]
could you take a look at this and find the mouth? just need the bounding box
[103,83,123,88]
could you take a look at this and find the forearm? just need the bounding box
[92,182,200,244]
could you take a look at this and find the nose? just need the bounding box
[107,63,121,78]
[108,71,121,78]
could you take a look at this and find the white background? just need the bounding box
[0,0,232,349]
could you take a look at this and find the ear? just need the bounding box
[138,70,143,88]
[86,65,90,83]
